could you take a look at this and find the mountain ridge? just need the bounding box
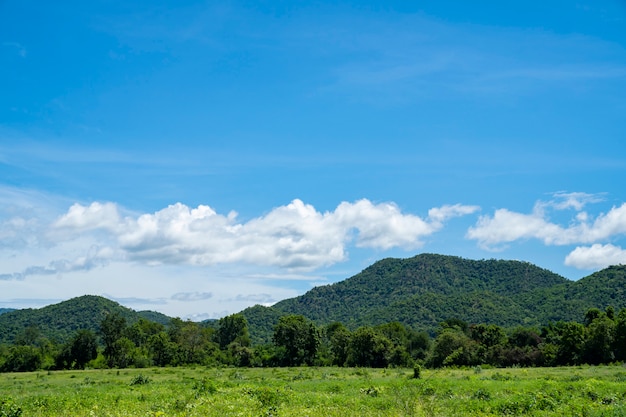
[0,295,171,344]
[1,254,625,346]
[240,254,626,343]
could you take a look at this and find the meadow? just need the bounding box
[1,365,626,416]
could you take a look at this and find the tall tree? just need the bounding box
[100,313,127,367]
[346,326,392,368]
[583,316,615,365]
[614,308,626,361]
[555,322,585,365]
[57,329,98,370]
[216,314,250,350]
[273,315,320,366]
[325,322,351,366]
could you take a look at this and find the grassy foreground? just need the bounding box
[2,366,626,416]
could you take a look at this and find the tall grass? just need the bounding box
[1,365,625,416]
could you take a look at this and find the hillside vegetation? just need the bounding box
[1,254,626,346]
[0,295,170,345]
[241,254,626,343]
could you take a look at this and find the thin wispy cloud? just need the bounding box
[2,41,27,58]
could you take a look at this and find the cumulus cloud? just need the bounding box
[53,202,122,233]
[39,198,477,272]
[565,244,626,270]
[467,193,626,249]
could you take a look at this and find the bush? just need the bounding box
[129,374,150,385]
[412,365,421,379]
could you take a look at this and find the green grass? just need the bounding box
[1,366,626,416]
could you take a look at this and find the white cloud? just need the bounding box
[467,208,563,249]
[467,193,626,249]
[28,198,477,274]
[565,244,626,270]
[53,202,122,233]
[428,203,481,224]
[545,191,605,211]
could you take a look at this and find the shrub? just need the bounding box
[412,365,421,379]
[129,374,150,385]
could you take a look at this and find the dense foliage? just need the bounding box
[2,304,626,372]
[0,295,170,345]
[2,255,626,373]
[244,255,626,342]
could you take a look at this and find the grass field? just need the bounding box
[2,365,626,416]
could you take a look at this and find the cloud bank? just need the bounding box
[5,198,478,277]
[4,192,626,282]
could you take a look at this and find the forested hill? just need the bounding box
[241,254,626,343]
[2,255,626,347]
[0,295,171,345]
[0,308,15,315]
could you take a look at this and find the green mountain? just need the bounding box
[0,295,171,345]
[2,254,625,347]
[0,308,15,316]
[241,254,626,343]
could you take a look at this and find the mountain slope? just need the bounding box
[243,254,625,343]
[272,254,568,326]
[0,295,172,344]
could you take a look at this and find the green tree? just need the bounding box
[109,337,135,368]
[346,326,392,368]
[584,308,602,326]
[614,308,626,361]
[406,329,431,361]
[125,318,164,348]
[169,320,217,365]
[325,322,351,366]
[1,345,42,372]
[71,330,98,369]
[583,316,615,365]
[57,329,98,370]
[148,331,176,366]
[216,314,250,350]
[428,329,475,368]
[555,322,585,365]
[273,315,320,366]
[100,313,127,367]
[375,322,415,366]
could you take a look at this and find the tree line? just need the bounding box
[1,306,625,372]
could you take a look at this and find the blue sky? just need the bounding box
[1,0,625,320]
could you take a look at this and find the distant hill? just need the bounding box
[0,308,15,316]
[2,255,625,347]
[0,295,172,345]
[241,254,626,343]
